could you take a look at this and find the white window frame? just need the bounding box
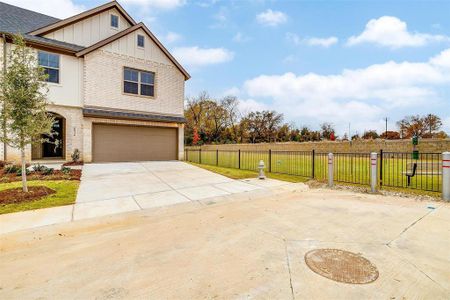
[38,51,60,84]
[137,34,145,48]
[110,14,119,29]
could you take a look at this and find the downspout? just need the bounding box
[2,33,7,161]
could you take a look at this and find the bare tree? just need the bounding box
[423,114,442,136]
[320,123,335,140]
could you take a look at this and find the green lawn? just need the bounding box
[186,150,442,193]
[189,162,308,183]
[0,180,79,215]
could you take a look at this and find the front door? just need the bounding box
[42,117,64,158]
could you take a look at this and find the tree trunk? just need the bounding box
[21,148,28,192]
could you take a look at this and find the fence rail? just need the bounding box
[185,148,444,194]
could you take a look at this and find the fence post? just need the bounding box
[443,152,450,201]
[379,150,383,188]
[328,153,334,187]
[269,150,272,173]
[238,150,241,169]
[199,148,202,164]
[371,152,378,193]
[216,149,219,166]
[311,150,315,179]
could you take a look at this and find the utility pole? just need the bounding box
[385,117,388,139]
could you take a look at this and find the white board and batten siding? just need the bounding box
[44,8,132,47]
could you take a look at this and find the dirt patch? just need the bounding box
[0,186,56,205]
[305,180,440,201]
[305,248,379,284]
[0,169,81,183]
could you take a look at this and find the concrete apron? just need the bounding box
[0,179,308,235]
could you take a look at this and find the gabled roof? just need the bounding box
[76,23,191,80]
[0,1,60,33]
[29,1,136,36]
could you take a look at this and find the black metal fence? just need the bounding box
[185,148,443,193]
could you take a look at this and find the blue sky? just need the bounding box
[6,0,450,135]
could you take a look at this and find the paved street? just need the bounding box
[0,185,448,299]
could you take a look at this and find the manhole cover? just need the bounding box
[304,249,379,284]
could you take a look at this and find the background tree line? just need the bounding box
[185,92,448,146]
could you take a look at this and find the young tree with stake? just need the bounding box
[0,35,54,192]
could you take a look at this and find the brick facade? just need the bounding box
[5,105,83,162]
[1,4,187,164]
[84,50,185,116]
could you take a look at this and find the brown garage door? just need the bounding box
[92,124,177,162]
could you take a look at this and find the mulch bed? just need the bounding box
[62,161,84,166]
[0,169,82,183]
[0,186,56,205]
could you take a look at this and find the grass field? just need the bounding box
[186,150,443,193]
[0,180,79,214]
[189,162,309,183]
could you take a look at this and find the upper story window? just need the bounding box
[124,68,155,97]
[111,14,119,28]
[137,34,145,48]
[38,51,60,84]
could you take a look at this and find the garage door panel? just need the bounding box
[93,124,177,162]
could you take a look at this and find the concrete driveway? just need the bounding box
[0,188,448,299]
[0,161,303,235]
[74,161,272,220]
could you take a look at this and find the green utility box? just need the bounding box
[412,135,419,159]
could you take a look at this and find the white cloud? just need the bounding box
[2,0,84,18]
[121,0,186,10]
[256,9,287,27]
[305,36,338,47]
[241,48,450,134]
[347,16,450,48]
[443,117,450,134]
[238,99,271,115]
[172,46,234,67]
[222,87,241,97]
[210,6,229,28]
[286,33,338,47]
[233,32,250,43]
[163,31,182,44]
[285,32,301,45]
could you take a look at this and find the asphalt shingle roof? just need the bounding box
[0,2,60,34]
[0,2,85,52]
[83,108,187,123]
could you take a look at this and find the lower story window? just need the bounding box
[123,67,155,97]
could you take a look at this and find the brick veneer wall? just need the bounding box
[84,50,185,117]
[4,105,83,162]
[187,139,450,153]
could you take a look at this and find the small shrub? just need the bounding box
[32,164,47,172]
[4,164,21,174]
[71,149,80,162]
[42,167,54,176]
[61,166,71,175]
[16,168,31,176]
